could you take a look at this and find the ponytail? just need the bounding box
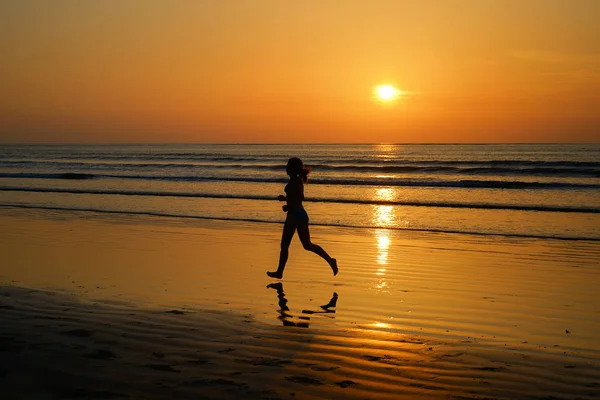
[300,167,311,183]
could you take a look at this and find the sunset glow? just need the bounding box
[0,1,598,143]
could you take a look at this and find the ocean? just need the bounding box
[1,143,599,240]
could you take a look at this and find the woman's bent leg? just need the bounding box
[297,222,338,276]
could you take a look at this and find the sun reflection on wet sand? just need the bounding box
[374,229,391,292]
[375,280,388,290]
[376,230,389,268]
[372,321,391,329]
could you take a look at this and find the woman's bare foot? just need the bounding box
[267,271,283,279]
[321,292,338,310]
[329,258,338,276]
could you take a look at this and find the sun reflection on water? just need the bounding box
[374,144,400,159]
[376,187,395,201]
[373,187,396,226]
[373,205,395,228]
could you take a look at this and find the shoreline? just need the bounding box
[1,204,599,242]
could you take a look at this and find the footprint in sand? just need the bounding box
[84,349,117,360]
[335,380,358,388]
[217,348,236,353]
[59,388,125,398]
[165,310,186,315]
[146,364,180,373]
[234,357,292,367]
[184,378,247,389]
[285,376,323,386]
[61,328,93,338]
[310,365,339,371]
[476,366,506,372]
[187,358,212,365]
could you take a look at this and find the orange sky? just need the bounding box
[1,1,599,143]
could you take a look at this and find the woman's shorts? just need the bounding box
[288,207,309,223]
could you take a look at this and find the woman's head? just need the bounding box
[286,157,310,182]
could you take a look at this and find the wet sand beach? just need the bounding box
[1,207,599,399]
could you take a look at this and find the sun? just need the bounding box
[374,85,401,102]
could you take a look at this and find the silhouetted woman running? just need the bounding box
[267,157,338,279]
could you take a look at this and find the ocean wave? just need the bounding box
[1,203,597,241]
[3,157,600,168]
[0,172,598,189]
[1,160,599,177]
[1,186,598,213]
[2,148,599,165]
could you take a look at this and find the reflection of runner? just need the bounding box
[302,292,338,315]
[267,157,338,279]
[267,282,338,328]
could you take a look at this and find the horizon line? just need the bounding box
[2,142,600,146]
